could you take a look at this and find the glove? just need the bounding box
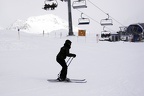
[73,54,76,58]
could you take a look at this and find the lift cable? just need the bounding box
[87,0,107,14]
[87,0,124,26]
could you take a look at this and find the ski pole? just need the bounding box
[58,57,71,77]
[66,57,71,64]
[57,57,74,78]
[67,57,74,67]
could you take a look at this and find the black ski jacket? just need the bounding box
[57,43,75,60]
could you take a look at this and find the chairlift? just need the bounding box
[60,0,67,2]
[101,26,111,38]
[43,0,58,10]
[100,14,113,26]
[78,13,90,25]
[72,0,87,9]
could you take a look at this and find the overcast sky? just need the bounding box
[0,0,144,33]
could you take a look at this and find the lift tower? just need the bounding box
[67,0,74,36]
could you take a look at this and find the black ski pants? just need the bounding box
[56,58,67,80]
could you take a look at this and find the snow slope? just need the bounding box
[0,30,144,96]
[0,26,4,30]
[9,14,78,34]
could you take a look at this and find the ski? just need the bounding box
[47,79,87,83]
[69,79,86,81]
[68,80,87,83]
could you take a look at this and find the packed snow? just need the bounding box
[0,26,4,30]
[0,29,144,96]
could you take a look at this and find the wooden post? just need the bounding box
[96,34,99,43]
[18,29,20,40]
[43,30,45,37]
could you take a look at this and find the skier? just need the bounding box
[56,40,76,81]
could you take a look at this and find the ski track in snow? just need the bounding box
[0,30,144,96]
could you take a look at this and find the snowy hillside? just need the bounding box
[9,19,30,31]
[0,26,4,30]
[9,14,78,34]
[0,30,144,96]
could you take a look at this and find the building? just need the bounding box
[127,23,144,42]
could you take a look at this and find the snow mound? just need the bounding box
[9,14,78,34]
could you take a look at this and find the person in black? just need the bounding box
[56,40,76,81]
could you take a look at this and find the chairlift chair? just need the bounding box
[101,26,111,38]
[78,18,90,25]
[60,0,67,2]
[100,14,113,26]
[72,0,87,9]
[101,31,111,38]
[78,13,90,25]
[43,0,58,10]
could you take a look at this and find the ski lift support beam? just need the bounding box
[68,0,74,35]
